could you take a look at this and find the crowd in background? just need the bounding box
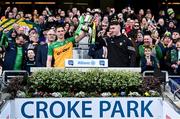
[0,6,179,75]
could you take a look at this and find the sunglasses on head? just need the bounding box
[134,25,139,27]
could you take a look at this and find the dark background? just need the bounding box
[0,0,179,19]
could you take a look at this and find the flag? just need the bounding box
[0,18,16,31]
[18,20,41,35]
[0,18,41,35]
[5,18,24,31]
[0,18,8,26]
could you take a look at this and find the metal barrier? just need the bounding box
[2,70,29,84]
[0,76,2,90]
[168,75,180,100]
[73,48,91,59]
[143,70,169,91]
[0,70,29,97]
[142,70,169,82]
[73,42,91,59]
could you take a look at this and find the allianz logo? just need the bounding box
[78,61,96,65]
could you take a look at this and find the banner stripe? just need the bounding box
[1,19,16,29]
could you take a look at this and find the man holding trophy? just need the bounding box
[46,13,93,68]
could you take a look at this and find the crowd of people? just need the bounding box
[0,6,179,75]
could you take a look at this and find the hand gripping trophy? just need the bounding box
[74,13,93,36]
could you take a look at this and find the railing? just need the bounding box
[2,70,29,83]
[73,42,91,59]
[0,70,29,109]
[168,75,180,100]
[0,76,4,110]
[142,70,169,91]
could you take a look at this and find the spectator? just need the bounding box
[37,15,46,31]
[7,29,17,43]
[128,21,141,41]
[117,13,125,28]
[36,29,56,67]
[42,9,49,20]
[98,21,109,37]
[89,21,109,59]
[165,39,180,75]
[68,12,74,20]
[157,32,174,70]
[105,20,136,67]
[3,34,26,70]
[72,16,79,28]
[157,18,166,38]
[172,29,180,43]
[57,8,61,15]
[18,11,24,18]
[167,8,177,23]
[25,49,36,73]
[138,33,163,63]
[135,31,144,48]
[15,14,21,19]
[64,17,71,23]
[4,6,11,18]
[68,23,75,37]
[140,17,148,33]
[167,20,177,33]
[134,31,144,66]
[151,30,160,45]
[108,7,116,22]
[8,12,14,19]
[158,10,166,20]
[102,15,109,23]
[140,46,159,72]
[24,28,40,66]
[125,18,132,34]
[59,10,66,25]
[46,15,57,29]
[72,7,78,16]
[64,23,70,34]
[12,7,18,18]
[26,28,39,51]
[33,9,39,22]
[12,23,20,33]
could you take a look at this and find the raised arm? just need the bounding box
[75,30,86,42]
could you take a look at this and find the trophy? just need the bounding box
[84,14,93,24]
[75,14,93,36]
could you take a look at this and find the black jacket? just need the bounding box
[106,35,136,67]
[36,43,48,67]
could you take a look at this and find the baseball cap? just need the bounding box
[167,8,175,16]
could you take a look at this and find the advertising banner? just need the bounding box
[65,59,108,68]
[0,100,14,119]
[14,97,163,119]
[163,101,180,119]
